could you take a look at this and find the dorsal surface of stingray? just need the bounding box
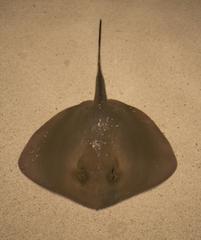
[18,20,177,210]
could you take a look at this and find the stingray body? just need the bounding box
[18,20,177,210]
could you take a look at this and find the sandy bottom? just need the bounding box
[0,0,201,239]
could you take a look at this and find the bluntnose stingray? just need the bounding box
[18,20,177,210]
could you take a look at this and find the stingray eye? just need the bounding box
[107,167,119,184]
[76,166,89,184]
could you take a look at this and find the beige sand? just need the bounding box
[0,0,201,239]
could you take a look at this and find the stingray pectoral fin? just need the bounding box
[18,101,93,190]
[18,107,69,186]
[111,100,177,199]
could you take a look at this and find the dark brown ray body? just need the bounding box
[18,20,177,210]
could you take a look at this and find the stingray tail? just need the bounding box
[94,19,107,104]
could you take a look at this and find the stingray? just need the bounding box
[18,20,177,210]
